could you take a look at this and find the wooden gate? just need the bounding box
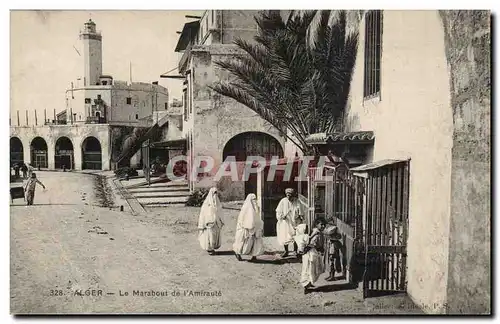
[322,164,364,282]
[351,159,410,298]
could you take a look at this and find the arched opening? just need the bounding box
[95,111,100,119]
[223,132,284,162]
[81,136,102,170]
[10,137,24,167]
[30,137,48,168]
[55,137,74,170]
[223,132,284,237]
[223,131,283,194]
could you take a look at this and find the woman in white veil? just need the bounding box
[198,187,224,255]
[233,193,265,262]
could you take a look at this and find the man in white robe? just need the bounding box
[276,188,305,258]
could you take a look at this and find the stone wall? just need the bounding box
[439,10,491,314]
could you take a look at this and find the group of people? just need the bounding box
[197,187,345,294]
[11,162,33,180]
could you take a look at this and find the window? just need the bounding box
[126,97,132,105]
[183,90,188,121]
[85,98,91,104]
[135,114,139,120]
[363,10,383,99]
[165,102,168,110]
[212,10,215,25]
[102,81,107,85]
[97,94,101,100]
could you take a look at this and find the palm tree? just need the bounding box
[210,10,359,155]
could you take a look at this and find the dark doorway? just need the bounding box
[223,132,283,197]
[55,136,74,169]
[30,137,48,168]
[81,136,102,170]
[10,137,23,166]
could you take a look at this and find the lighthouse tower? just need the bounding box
[80,19,102,86]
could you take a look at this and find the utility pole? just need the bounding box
[44,109,47,125]
[35,110,38,125]
[26,110,28,126]
[17,111,20,126]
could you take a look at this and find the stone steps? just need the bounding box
[137,196,189,205]
[132,191,191,198]
[128,187,190,194]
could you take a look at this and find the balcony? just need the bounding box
[178,43,193,74]
[86,116,106,124]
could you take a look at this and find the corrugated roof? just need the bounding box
[350,159,407,172]
[305,131,375,144]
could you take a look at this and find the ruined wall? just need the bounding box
[440,10,491,315]
[189,46,284,200]
[10,124,111,170]
[344,11,454,313]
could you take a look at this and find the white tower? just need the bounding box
[80,19,102,86]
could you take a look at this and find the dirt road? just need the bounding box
[10,171,422,314]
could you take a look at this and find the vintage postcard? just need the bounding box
[9,9,491,315]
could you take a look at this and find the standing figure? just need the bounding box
[324,225,345,281]
[293,224,309,255]
[27,163,34,178]
[233,193,265,261]
[276,188,305,258]
[13,163,20,179]
[301,217,326,294]
[21,163,28,179]
[23,173,46,206]
[197,187,224,255]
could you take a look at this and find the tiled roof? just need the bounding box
[305,131,375,144]
[350,159,407,172]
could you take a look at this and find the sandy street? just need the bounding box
[10,171,422,314]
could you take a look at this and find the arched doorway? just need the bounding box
[30,137,48,168]
[223,131,283,194]
[82,136,102,170]
[223,132,284,162]
[223,132,284,237]
[10,137,24,166]
[55,137,74,170]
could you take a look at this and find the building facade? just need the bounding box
[298,10,490,314]
[10,19,172,171]
[64,19,169,126]
[174,10,285,201]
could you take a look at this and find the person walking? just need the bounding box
[233,193,265,262]
[23,173,46,206]
[197,187,224,255]
[275,188,305,258]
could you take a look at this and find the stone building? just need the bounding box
[64,19,169,125]
[10,19,172,171]
[284,10,490,314]
[171,10,285,200]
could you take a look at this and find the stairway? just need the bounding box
[124,179,191,208]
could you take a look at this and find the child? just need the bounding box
[23,172,46,206]
[300,218,326,294]
[324,225,344,281]
[293,224,309,255]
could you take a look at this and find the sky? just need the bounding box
[10,10,202,125]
